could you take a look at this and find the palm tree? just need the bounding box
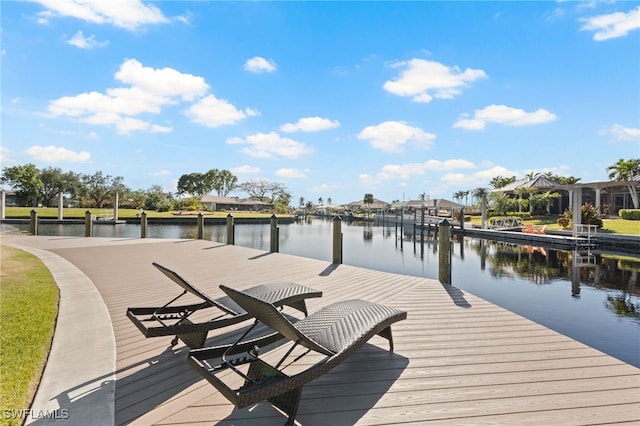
[462,190,470,205]
[363,193,374,218]
[490,175,516,189]
[327,197,332,206]
[514,186,537,213]
[473,187,489,228]
[318,197,323,206]
[607,158,640,209]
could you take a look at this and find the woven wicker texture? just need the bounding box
[127,264,322,348]
[196,285,408,414]
[295,299,404,354]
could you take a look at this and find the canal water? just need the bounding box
[3,218,639,367]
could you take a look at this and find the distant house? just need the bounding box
[345,198,389,211]
[492,175,640,215]
[390,199,463,217]
[200,195,272,211]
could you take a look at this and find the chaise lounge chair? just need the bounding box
[188,284,407,425]
[126,262,322,349]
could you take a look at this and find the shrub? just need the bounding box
[505,211,531,219]
[582,202,603,227]
[619,209,640,220]
[561,203,603,228]
[557,216,570,228]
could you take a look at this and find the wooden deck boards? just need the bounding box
[14,237,640,425]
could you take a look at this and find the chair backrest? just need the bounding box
[152,262,231,310]
[220,285,334,356]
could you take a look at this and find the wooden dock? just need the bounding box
[6,236,640,425]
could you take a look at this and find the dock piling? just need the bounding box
[226,213,235,245]
[197,212,204,239]
[85,210,93,237]
[438,219,452,284]
[30,209,38,235]
[270,214,279,252]
[333,215,342,264]
[140,211,147,238]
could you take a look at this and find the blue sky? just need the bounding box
[2,1,639,205]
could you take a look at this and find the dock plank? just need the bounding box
[7,237,639,425]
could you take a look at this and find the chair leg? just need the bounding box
[377,326,394,352]
[269,388,302,426]
[247,360,302,424]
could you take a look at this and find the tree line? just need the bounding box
[0,164,294,213]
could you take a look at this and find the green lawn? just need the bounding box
[0,245,59,425]
[466,216,639,236]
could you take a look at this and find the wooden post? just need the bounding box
[270,214,279,252]
[113,192,119,221]
[30,209,38,235]
[481,195,487,229]
[197,212,204,239]
[460,207,465,232]
[438,219,452,285]
[572,187,582,238]
[1,190,6,220]
[226,213,234,245]
[58,192,64,220]
[140,211,147,238]
[332,215,342,264]
[84,210,93,237]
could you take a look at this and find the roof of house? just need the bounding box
[390,198,463,209]
[493,175,561,193]
[346,198,389,209]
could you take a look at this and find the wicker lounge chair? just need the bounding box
[126,262,322,348]
[188,284,407,425]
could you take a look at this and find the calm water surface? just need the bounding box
[5,218,639,367]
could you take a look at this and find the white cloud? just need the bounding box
[31,0,170,30]
[50,88,169,118]
[601,124,640,141]
[275,168,309,178]
[226,132,314,159]
[66,30,108,49]
[115,58,208,101]
[436,165,519,190]
[280,116,340,133]
[186,95,254,128]
[244,56,277,73]
[453,104,557,130]
[357,121,436,153]
[150,170,171,176]
[47,58,233,134]
[25,145,90,162]
[360,159,475,186]
[309,183,337,193]
[383,59,487,103]
[580,6,640,41]
[230,165,261,175]
[0,147,13,164]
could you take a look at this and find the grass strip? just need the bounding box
[0,245,59,426]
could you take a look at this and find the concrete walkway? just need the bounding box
[11,243,116,425]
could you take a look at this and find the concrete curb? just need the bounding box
[13,245,115,426]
